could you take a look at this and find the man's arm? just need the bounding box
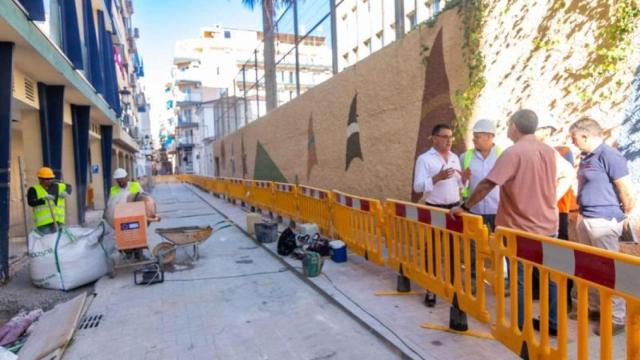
[614,176,636,215]
[465,179,497,209]
[413,156,433,194]
[555,151,574,202]
[26,187,44,207]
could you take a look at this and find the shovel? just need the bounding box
[45,197,59,233]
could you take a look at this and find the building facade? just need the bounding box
[0,0,147,279]
[336,0,449,70]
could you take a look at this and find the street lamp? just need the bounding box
[119,87,132,126]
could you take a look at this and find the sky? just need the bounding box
[132,0,263,140]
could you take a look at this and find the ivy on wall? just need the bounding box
[452,0,487,141]
[572,1,640,102]
[418,0,486,142]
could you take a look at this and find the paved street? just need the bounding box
[65,183,406,360]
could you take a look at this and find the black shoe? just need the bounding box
[532,318,557,336]
[425,292,436,308]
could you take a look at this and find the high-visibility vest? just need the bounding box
[110,181,141,197]
[32,183,66,227]
[554,146,578,213]
[462,146,502,199]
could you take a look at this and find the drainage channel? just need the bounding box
[182,183,425,360]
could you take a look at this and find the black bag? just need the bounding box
[277,227,297,256]
[307,233,331,257]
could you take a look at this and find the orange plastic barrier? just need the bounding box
[331,190,385,265]
[298,185,332,235]
[384,199,491,323]
[247,180,273,212]
[273,182,298,221]
[493,226,640,360]
[226,178,247,203]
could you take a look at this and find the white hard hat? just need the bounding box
[472,119,496,134]
[536,111,558,131]
[113,168,128,179]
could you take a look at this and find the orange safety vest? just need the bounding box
[555,146,578,213]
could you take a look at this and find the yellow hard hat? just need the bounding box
[37,167,55,179]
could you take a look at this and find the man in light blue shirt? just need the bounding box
[460,119,502,292]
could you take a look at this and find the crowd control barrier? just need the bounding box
[331,190,385,265]
[226,178,247,203]
[273,182,298,221]
[298,185,332,236]
[384,199,491,324]
[493,226,640,360]
[247,180,274,212]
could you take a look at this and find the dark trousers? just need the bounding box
[469,214,496,287]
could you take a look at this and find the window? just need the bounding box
[216,67,220,75]
[289,72,294,83]
[433,0,441,15]
[224,31,231,39]
[407,11,417,29]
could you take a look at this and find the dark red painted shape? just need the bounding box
[574,250,616,289]
[516,236,543,265]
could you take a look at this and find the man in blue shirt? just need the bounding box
[570,117,636,336]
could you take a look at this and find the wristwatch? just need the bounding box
[461,203,470,212]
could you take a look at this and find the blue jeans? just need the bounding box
[517,233,558,329]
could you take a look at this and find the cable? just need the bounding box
[164,268,288,282]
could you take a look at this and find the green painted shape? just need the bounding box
[0,1,116,124]
[253,141,287,183]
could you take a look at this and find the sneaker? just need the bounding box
[532,318,557,336]
[594,323,625,336]
[425,292,436,308]
[569,309,600,321]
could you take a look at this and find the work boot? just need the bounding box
[424,291,436,307]
[532,318,557,336]
[594,323,625,336]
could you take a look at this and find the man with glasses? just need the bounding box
[413,124,464,307]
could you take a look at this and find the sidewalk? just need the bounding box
[65,183,407,360]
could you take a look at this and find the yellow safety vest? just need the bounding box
[32,183,66,227]
[462,146,502,199]
[110,181,141,197]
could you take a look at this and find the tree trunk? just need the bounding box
[262,0,278,112]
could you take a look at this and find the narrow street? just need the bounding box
[65,183,408,360]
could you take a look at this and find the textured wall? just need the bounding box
[213,1,640,203]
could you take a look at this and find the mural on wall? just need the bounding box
[220,139,226,170]
[241,134,248,178]
[253,141,287,183]
[410,28,457,202]
[345,93,363,170]
[620,60,640,236]
[230,140,236,176]
[307,114,318,180]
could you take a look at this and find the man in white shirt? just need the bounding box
[413,124,463,307]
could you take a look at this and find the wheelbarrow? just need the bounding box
[152,226,213,264]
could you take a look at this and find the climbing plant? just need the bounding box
[452,0,487,142]
[573,0,640,101]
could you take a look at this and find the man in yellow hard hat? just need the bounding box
[110,168,142,197]
[27,167,72,234]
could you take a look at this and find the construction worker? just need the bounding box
[27,167,72,234]
[110,168,142,197]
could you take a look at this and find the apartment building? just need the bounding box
[0,0,147,277]
[336,0,448,69]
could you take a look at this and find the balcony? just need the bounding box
[174,67,202,87]
[113,124,139,153]
[176,119,199,129]
[176,137,194,149]
[175,92,202,106]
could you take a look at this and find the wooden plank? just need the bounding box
[18,292,87,360]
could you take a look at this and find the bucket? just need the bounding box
[330,240,347,263]
[255,222,277,244]
[303,251,323,277]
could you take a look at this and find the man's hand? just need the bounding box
[59,192,69,199]
[433,165,456,184]
[460,168,472,183]
[449,206,464,219]
[44,194,55,201]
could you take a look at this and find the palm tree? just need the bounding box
[242,0,295,113]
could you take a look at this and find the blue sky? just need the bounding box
[132,0,263,135]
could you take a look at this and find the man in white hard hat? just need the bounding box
[460,119,502,293]
[110,168,142,197]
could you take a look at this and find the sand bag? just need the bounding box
[28,223,110,291]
